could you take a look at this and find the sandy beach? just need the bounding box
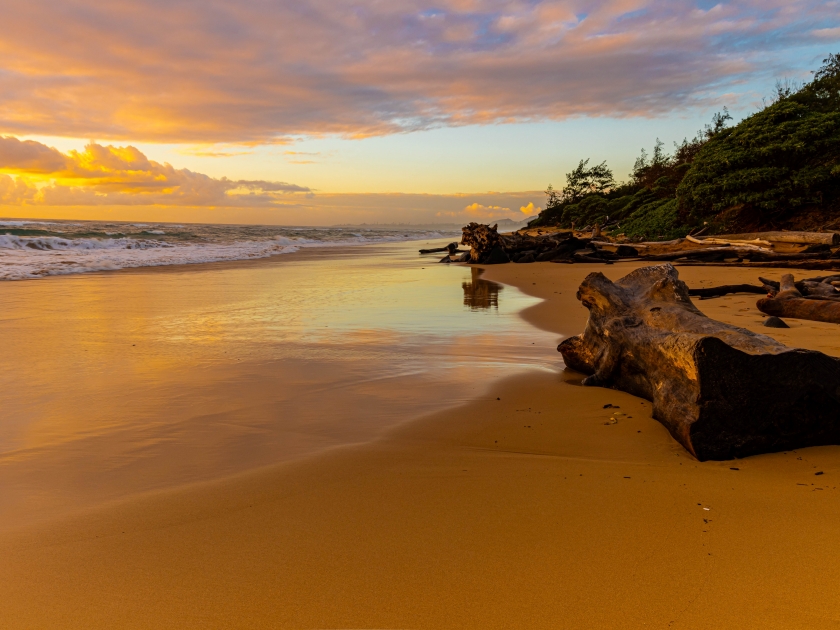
[2,255,840,629]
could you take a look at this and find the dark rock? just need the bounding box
[515,252,536,264]
[763,316,790,328]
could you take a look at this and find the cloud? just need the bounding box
[430,197,541,221]
[305,192,547,224]
[0,173,38,204]
[0,136,309,207]
[464,202,510,217]
[283,151,321,165]
[0,1,836,143]
[813,27,840,38]
[3,189,547,225]
[0,136,68,173]
[176,147,255,158]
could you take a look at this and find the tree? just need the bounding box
[562,159,615,203]
[544,184,561,210]
[703,108,732,139]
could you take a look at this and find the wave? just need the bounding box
[0,230,451,280]
[0,220,71,227]
[0,234,172,251]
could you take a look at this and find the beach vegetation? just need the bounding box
[530,53,840,239]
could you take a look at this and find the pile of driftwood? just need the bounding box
[688,273,840,324]
[428,223,840,269]
[558,264,840,460]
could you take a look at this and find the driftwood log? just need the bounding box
[558,264,840,460]
[758,274,840,323]
[711,231,840,246]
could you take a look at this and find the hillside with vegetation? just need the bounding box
[529,53,840,240]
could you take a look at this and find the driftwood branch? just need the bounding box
[557,264,840,460]
[419,242,464,254]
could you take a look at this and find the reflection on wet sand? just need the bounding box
[462,267,502,311]
[0,241,553,531]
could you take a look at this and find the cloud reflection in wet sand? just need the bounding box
[0,241,558,530]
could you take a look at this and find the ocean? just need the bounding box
[0,219,460,280]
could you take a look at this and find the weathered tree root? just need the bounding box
[558,264,840,460]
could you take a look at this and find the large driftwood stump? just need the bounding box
[460,222,593,264]
[558,264,840,460]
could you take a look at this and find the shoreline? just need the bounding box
[2,260,840,628]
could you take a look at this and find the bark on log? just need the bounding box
[557,264,840,460]
[757,273,840,323]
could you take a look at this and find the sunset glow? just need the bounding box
[1,0,838,223]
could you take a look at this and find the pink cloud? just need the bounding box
[0,1,836,143]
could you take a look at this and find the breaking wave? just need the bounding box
[0,221,453,280]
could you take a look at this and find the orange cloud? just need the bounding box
[0,136,308,207]
[432,198,538,222]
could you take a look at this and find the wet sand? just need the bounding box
[2,259,840,628]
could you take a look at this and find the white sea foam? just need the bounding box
[0,220,68,227]
[0,230,451,280]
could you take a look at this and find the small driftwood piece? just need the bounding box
[757,274,840,323]
[419,242,464,255]
[558,264,840,460]
[688,284,766,298]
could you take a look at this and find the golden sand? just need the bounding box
[1,260,839,629]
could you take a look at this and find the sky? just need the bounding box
[1,0,838,225]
